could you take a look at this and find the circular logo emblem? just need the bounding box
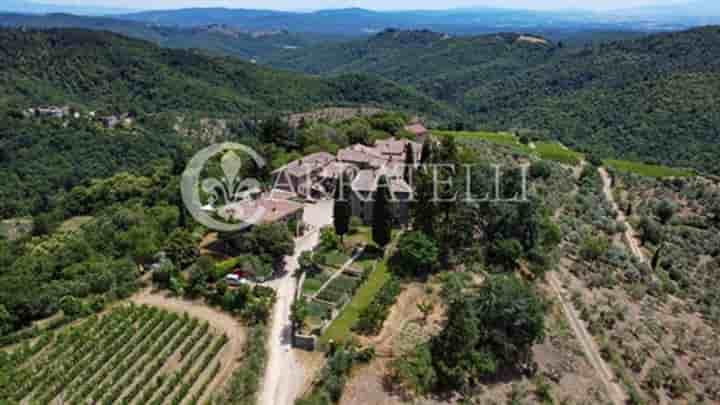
[181,143,266,232]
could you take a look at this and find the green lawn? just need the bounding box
[436,130,519,145]
[434,130,525,148]
[320,260,388,344]
[434,130,695,177]
[604,159,694,178]
[434,130,584,165]
[534,142,584,165]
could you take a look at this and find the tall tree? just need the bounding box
[390,231,439,277]
[432,275,547,389]
[403,142,415,184]
[411,170,436,237]
[333,177,351,244]
[372,175,393,249]
[420,137,433,164]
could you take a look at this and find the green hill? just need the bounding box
[462,26,720,174]
[0,28,459,219]
[0,13,339,60]
[266,29,558,102]
[0,28,457,119]
[269,27,720,174]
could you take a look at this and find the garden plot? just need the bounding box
[297,255,368,338]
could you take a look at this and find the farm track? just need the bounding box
[547,271,628,405]
[260,199,333,405]
[547,162,628,405]
[599,167,647,263]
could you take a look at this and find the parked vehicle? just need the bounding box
[225,273,248,286]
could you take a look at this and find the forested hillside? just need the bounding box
[0,28,460,218]
[266,29,557,99]
[0,13,338,60]
[464,26,720,175]
[0,28,457,118]
[269,27,720,174]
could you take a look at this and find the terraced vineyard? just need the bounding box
[1,304,228,405]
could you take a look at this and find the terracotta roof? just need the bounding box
[221,198,303,224]
[376,161,406,178]
[337,144,385,165]
[319,161,350,179]
[351,170,376,192]
[374,138,422,161]
[273,152,335,177]
[351,170,412,194]
[404,123,428,135]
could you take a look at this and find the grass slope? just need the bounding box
[321,260,390,344]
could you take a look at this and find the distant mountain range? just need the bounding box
[115,6,715,35]
[0,0,133,15]
[3,2,720,36]
[0,13,340,60]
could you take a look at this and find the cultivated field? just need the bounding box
[2,304,229,405]
[605,159,695,178]
[434,130,583,165]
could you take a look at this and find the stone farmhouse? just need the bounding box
[272,137,422,225]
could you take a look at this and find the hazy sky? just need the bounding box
[36,0,688,12]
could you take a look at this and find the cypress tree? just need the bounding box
[411,170,436,237]
[372,175,393,249]
[333,177,351,243]
[403,142,415,184]
[420,137,433,164]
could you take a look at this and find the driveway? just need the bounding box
[259,200,332,405]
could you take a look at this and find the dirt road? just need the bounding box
[259,200,332,405]
[547,272,628,405]
[598,167,647,262]
[544,163,627,405]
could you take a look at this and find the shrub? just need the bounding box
[389,231,439,277]
[391,344,437,395]
[353,278,401,335]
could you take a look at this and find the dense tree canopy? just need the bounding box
[431,275,547,389]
